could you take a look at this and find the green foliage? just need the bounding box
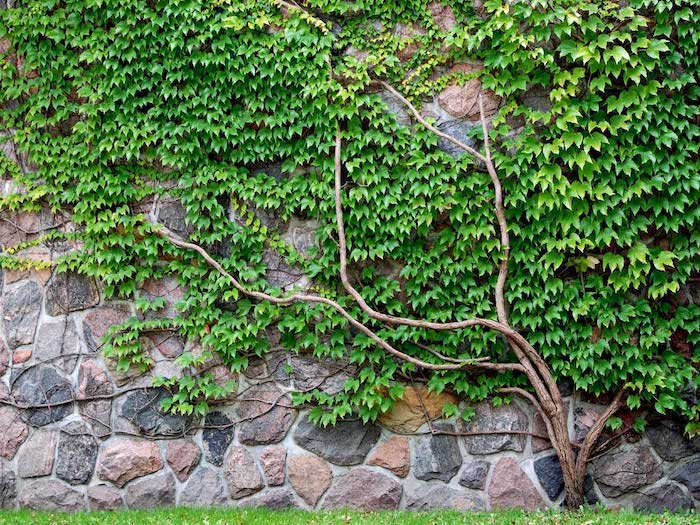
[0,0,698,431]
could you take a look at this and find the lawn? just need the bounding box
[0,508,697,525]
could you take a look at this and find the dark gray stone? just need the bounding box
[0,461,15,509]
[33,317,80,373]
[461,401,528,454]
[12,366,72,426]
[630,483,694,513]
[79,400,112,438]
[158,200,192,238]
[3,280,41,349]
[459,460,489,490]
[584,474,598,505]
[203,411,235,466]
[241,488,299,510]
[414,424,462,482]
[321,468,402,510]
[436,120,478,157]
[116,388,192,437]
[273,354,353,395]
[294,415,381,466]
[592,446,663,498]
[406,486,485,511]
[646,419,700,461]
[521,85,553,113]
[45,271,99,315]
[125,472,176,509]
[56,422,98,485]
[180,468,228,506]
[534,455,564,500]
[378,91,411,127]
[236,383,296,445]
[670,458,700,498]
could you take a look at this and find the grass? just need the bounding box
[0,508,697,525]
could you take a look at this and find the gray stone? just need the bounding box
[224,446,263,499]
[630,483,694,513]
[646,419,700,461]
[414,424,462,482]
[33,317,80,373]
[237,383,295,445]
[321,468,402,510]
[436,120,478,157]
[126,472,176,509]
[670,458,700,498]
[3,280,41,348]
[45,271,99,315]
[55,422,98,485]
[203,411,235,466]
[0,339,8,377]
[521,85,553,113]
[18,479,85,511]
[116,388,192,437]
[593,446,663,498]
[241,488,299,510]
[294,414,381,466]
[82,305,131,352]
[378,91,411,127]
[180,467,228,506]
[87,485,124,510]
[11,366,73,426]
[534,455,564,500]
[406,486,485,511]
[17,429,57,478]
[461,401,528,454]
[158,200,192,239]
[273,354,352,395]
[0,460,15,509]
[459,460,489,490]
[77,359,114,398]
[79,400,112,438]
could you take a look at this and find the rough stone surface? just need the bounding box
[224,446,263,499]
[436,120,478,157]
[459,460,490,490]
[288,454,332,506]
[18,479,84,511]
[630,483,694,513]
[237,383,295,445]
[116,388,192,437]
[180,467,228,506]
[158,200,192,239]
[77,358,114,398]
[436,65,499,120]
[203,411,235,466]
[45,271,99,315]
[294,415,381,466]
[126,472,176,509]
[367,436,410,477]
[378,385,458,433]
[488,458,546,510]
[260,446,286,486]
[0,407,28,459]
[428,2,457,31]
[414,424,462,482]
[79,399,112,438]
[272,353,352,396]
[11,366,73,426]
[0,340,8,377]
[17,429,57,478]
[55,421,98,485]
[531,412,552,452]
[378,91,411,127]
[0,461,16,509]
[534,455,564,501]
[321,468,402,510]
[593,446,663,498]
[82,305,131,352]
[670,458,700,498]
[166,439,201,481]
[242,488,299,510]
[462,401,528,454]
[12,348,31,364]
[573,405,605,443]
[33,317,80,373]
[646,419,700,461]
[407,486,485,511]
[87,485,124,510]
[3,280,41,348]
[97,438,163,488]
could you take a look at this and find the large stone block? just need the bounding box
[0,407,28,459]
[260,446,286,486]
[126,472,176,509]
[97,438,163,488]
[236,383,295,445]
[670,458,700,498]
[55,421,98,485]
[224,446,263,499]
[33,317,80,373]
[406,486,485,511]
[458,460,490,490]
[18,479,84,511]
[592,446,663,498]
[115,388,192,437]
[11,366,73,426]
[0,460,15,509]
[288,454,332,506]
[180,467,228,507]
[646,419,700,461]
[378,385,458,433]
[87,485,124,510]
[367,436,409,478]
[166,439,201,482]
[17,428,57,478]
[45,271,99,315]
[630,483,694,513]
[3,280,41,349]
[240,488,299,510]
[488,458,546,510]
[461,401,528,454]
[203,411,235,466]
[82,305,131,352]
[413,424,462,482]
[534,455,564,501]
[321,468,402,510]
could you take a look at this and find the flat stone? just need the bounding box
[148,332,184,359]
[592,446,663,498]
[97,438,163,488]
[367,436,410,477]
[56,421,98,485]
[237,383,295,445]
[436,120,478,158]
[321,468,402,511]
[241,488,299,510]
[87,485,124,510]
[0,460,16,509]
[166,439,201,481]
[17,429,57,478]
[461,401,528,454]
[378,385,458,433]
[534,455,564,501]
[459,460,490,490]
[45,271,99,315]
[414,424,462,482]
[3,280,41,349]
[224,445,263,499]
[11,365,73,426]
[646,419,700,461]
[531,412,552,452]
[203,411,235,466]
[77,358,114,398]
[0,407,28,459]
[115,388,192,437]
[79,399,112,438]
[12,348,31,364]
[33,317,80,373]
[630,483,694,513]
[279,217,318,255]
[158,200,192,239]
[670,458,700,498]
[272,353,352,396]
[294,414,381,466]
[82,305,131,352]
[126,472,176,509]
[260,446,286,486]
[406,486,485,511]
[180,467,228,506]
[288,454,332,506]
[18,479,85,511]
[488,458,546,510]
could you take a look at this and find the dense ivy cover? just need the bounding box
[1,0,699,433]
